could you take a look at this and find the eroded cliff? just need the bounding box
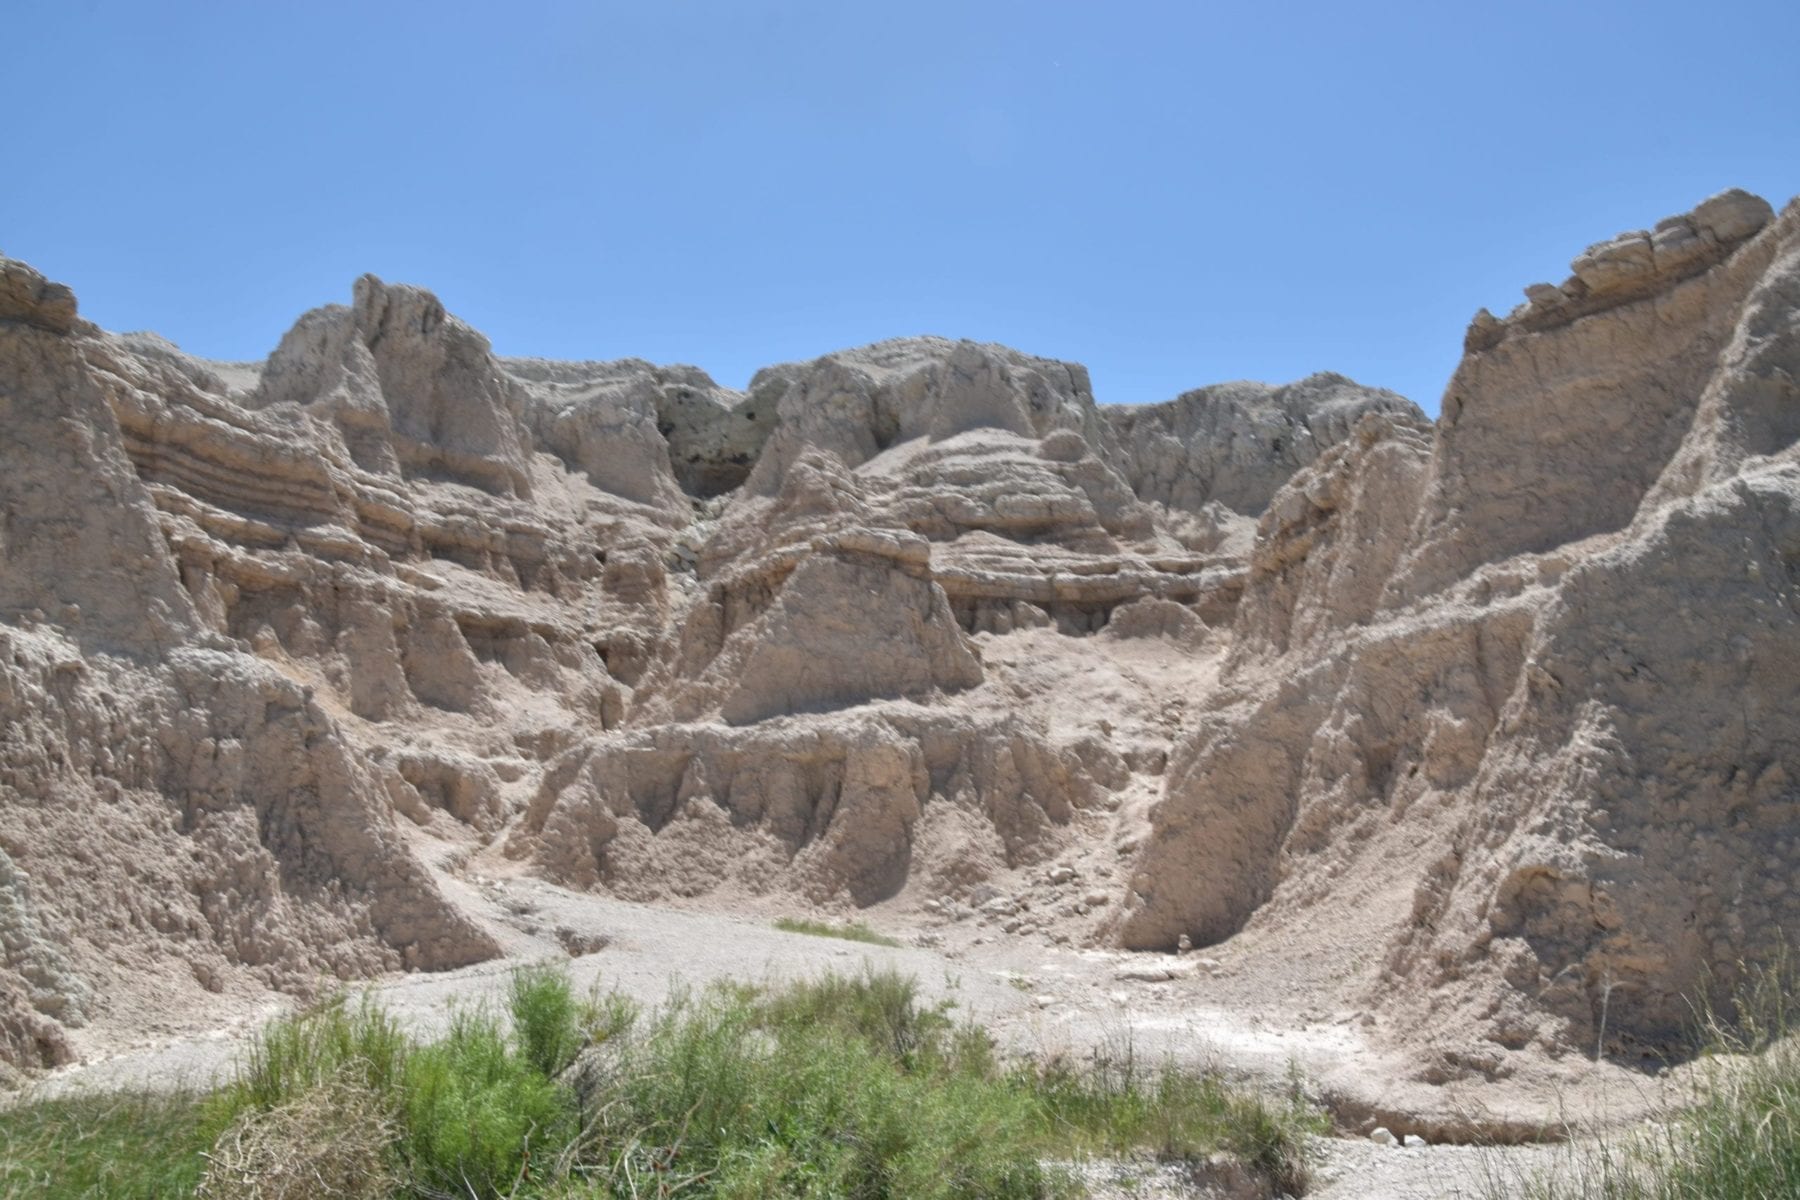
[3,188,1794,1088]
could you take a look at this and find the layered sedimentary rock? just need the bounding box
[0,251,1405,1074]
[0,265,504,1074]
[1120,189,1800,1069]
[4,185,1794,1080]
[506,338,1281,909]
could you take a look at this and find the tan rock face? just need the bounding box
[4,258,1377,1071]
[1104,372,1420,518]
[0,258,78,334]
[3,186,1794,1076]
[1120,191,1800,1059]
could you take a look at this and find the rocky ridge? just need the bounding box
[1,190,1795,1112]
[1118,188,1800,1079]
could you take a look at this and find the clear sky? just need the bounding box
[8,1,1798,415]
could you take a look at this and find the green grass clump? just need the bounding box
[510,962,584,1078]
[401,1008,575,1196]
[233,992,407,1110]
[1026,1041,1324,1194]
[772,915,905,947]
[595,972,1051,1199]
[3,964,1323,1199]
[756,963,956,1065]
[0,1089,230,1199]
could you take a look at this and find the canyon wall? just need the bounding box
[1119,190,1800,1068]
[2,187,1793,1078]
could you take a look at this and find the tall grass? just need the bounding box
[755,964,955,1065]
[1491,960,1800,1200]
[1,964,1322,1199]
[0,1089,231,1199]
[1028,1038,1324,1194]
[234,992,408,1110]
[592,970,1053,1199]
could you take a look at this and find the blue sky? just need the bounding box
[8,2,1798,415]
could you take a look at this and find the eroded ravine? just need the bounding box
[4,190,1799,1199]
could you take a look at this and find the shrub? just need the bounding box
[399,1007,575,1196]
[233,993,406,1112]
[579,986,640,1046]
[510,961,583,1078]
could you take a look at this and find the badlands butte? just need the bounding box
[3,187,1799,1131]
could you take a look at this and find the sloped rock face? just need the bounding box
[0,258,77,334]
[0,295,502,1074]
[0,258,1401,1074]
[1120,190,1800,1064]
[1104,372,1419,517]
[8,186,1792,1080]
[506,339,1274,912]
[1393,192,1780,601]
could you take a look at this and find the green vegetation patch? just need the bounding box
[772,915,905,947]
[1,964,1320,1199]
[0,1088,232,1199]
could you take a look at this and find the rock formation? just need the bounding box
[2,187,1795,1088]
[1120,189,1800,1070]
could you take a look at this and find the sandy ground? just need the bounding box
[16,857,1599,1199]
